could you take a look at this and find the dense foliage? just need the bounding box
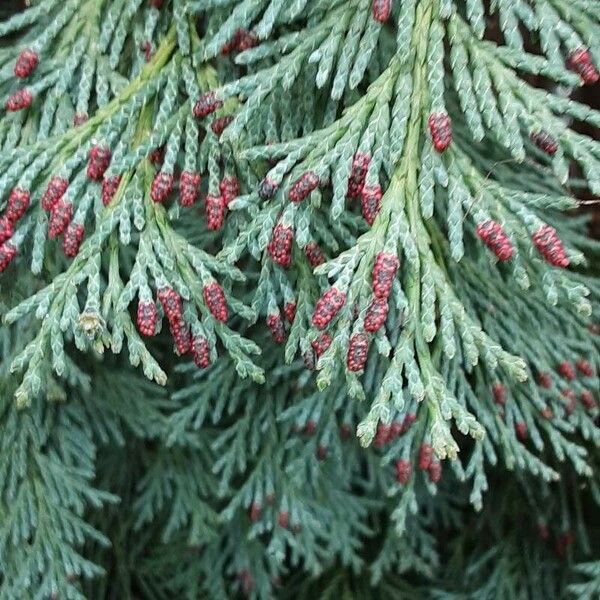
[0,0,599,598]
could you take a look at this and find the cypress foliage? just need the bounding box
[0,1,600,597]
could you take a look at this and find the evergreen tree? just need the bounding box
[0,0,599,598]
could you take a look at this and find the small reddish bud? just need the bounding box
[346,332,369,372]
[211,115,234,137]
[149,146,164,165]
[14,49,39,78]
[372,252,399,299]
[6,88,32,111]
[567,48,600,84]
[206,194,226,230]
[311,332,332,357]
[237,29,259,52]
[374,424,391,448]
[558,361,576,381]
[48,200,72,239]
[277,511,289,529]
[576,359,593,377]
[266,313,286,344]
[395,459,412,484]
[316,445,328,461]
[515,421,528,441]
[361,184,382,226]
[562,389,577,416]
[6,188,30,223]
[249,502,261,523]
[203,282,228,322]
[171,320,191,355]
[258,177,279,200]
[476,220,514,261]
[340,423,352,440]
[538,372,553,389]
[158,287,183,322]
[304,420,317,435]
[400,413,417,434]
[284,301,296,323]
[41,176,68,211]
[428,112,452,152]
[492,383,506,406]
[193,91,223,118]
[141,41,153,61]
[304,241,325,268]
[179,171,201,207]
[268,223,294,268]
[418,444,433,470]
[87,145,111,181]
[428,460,442,484]
[289,171,319,203]
[581,390,596,411]
[0,217,14,244]
[101,176,121,206]
[530,130,558,156]
[73,113,88,126]
[137,301,158,337]
[192,335,211,368]
[62,223,84,257]
[372,0,392,23]
[220,176,239,207]
[151,172,174,203]
[347,152,370,199]
[364,297,389,332]
[312,287,346,329]
[0,242,17,273]
[532,224,569,268]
